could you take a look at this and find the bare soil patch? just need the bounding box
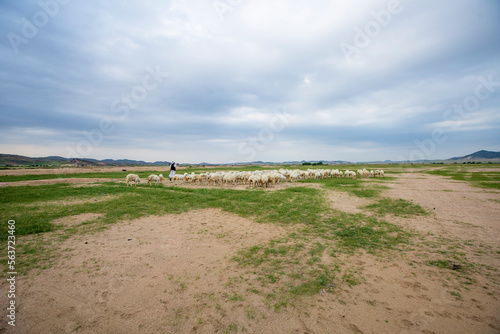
[326,190,373,214]
[383,173,500,246]
[2,209,289,333]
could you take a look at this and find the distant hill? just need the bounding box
[0,154,77,166]
[0,154,171,167]
[447,150,500,161]
[1,150,498,167]
[100,159,172,166]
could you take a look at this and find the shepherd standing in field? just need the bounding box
[169,161,176,181]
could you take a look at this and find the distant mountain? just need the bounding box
[0,154,172,167]
[0,154,36,165]
[1,150,498,167]
[0,154,76,166]
[448,150,500,161]
[100,159,172,165]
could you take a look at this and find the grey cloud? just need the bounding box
[0,0,499,162]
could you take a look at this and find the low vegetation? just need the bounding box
[301,176,390,197]
[364,198,428,217]
[426,167,500,190]
[0,183,326,241]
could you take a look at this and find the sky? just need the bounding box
[1,0,499,164]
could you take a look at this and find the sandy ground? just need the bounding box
[1,172,499,333]
[384,173,500,246]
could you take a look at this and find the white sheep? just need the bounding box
[260,174,269,188]
[331,169,342,178]
[207,173,222,186]
[344,170,356,179]
[267,172,283,185]
[147,174,161,185]
[357,169,369,178]
[289,171,301,182]
[240,172,252,184]
[248,174,261,187]
[223,173,237,186]
[172,174,185,182]
[151,166,383,188]
[125,174,141,186]
[184,172,196,183]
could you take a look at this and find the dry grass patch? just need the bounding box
[52,213,104,227]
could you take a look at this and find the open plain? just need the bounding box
[0,164,499,333]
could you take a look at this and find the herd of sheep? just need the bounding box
[125,168,384,188]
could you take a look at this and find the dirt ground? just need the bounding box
[1,172,499,333]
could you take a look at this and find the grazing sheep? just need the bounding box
[147,167,384,188]
[172,174,185,182]
[125,174,141,186]
[344,170,356,179]
[184,172,196,183]
[197,173,209,184]
[241,172,252,184]
[357,169,370,178]
[267,172,283,185]
[331,169,343,178]
[223,173,237,186]
[289,171,301,182]
[147,174,161,185]
[248,174,261,187]
[207,173,222,186]
[260,174,269,188]
[191,174,202,183]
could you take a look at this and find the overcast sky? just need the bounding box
[1,0,499,163]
